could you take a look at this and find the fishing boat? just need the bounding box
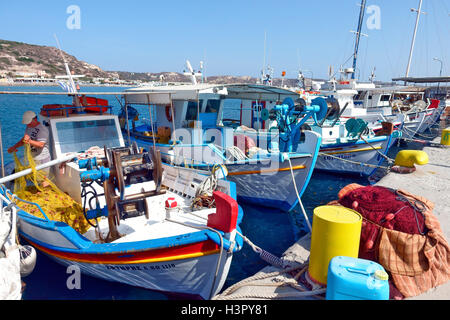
[271,96,396,177]
[121,83,323,212]
[234,71,396,178]
[0,91,244,300]
[339,80,445,139]
[288,0,445,144]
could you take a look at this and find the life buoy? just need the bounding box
[165,104,174,122]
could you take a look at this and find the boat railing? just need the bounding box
[0,185,50,222]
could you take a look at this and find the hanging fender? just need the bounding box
[165,104,174,122]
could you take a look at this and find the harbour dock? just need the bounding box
[214,134,450,300]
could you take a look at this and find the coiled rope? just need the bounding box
[213,263,326,300]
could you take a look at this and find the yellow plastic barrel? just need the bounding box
[441,127,450,146]
[308,206,362,285]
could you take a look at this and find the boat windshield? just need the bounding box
[55,118,122,154]
[205,99,220,113]
[185,101,199,121]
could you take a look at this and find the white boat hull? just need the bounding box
[225,155,314,211]
[314,136,391,176]
[33,240,233,299]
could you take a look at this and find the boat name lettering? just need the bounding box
[323,154,356,160]
[106,263,176,271]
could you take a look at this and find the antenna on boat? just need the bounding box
[261,31,267,84]
[53,34,78,94]
[369,67,376,83]
[184,60,202,85]
[199,61,205,83]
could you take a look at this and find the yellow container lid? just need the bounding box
[314,206,362,224]
[374,269,389,281]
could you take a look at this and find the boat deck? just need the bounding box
[82,189,215,243]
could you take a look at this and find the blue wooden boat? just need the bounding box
[0,99,243,299]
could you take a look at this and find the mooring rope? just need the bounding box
[318,152,392,171]
[287,157,312,232]
[213,263,326,300]
[402,125,438,140]
[235,229,288,269]
[359,135,394,164]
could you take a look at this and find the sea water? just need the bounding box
[0,86,405,299]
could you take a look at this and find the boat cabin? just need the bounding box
[124,83,300,138]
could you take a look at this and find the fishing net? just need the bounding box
[12,144,92,234]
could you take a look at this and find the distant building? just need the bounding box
[13,77,56,84]
[14,71,37,77]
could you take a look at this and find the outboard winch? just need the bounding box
[79,145,164,242]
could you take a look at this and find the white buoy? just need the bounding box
[19,245,37,277]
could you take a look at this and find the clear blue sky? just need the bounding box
[0,0,448,81]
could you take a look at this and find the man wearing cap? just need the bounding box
[8,111,51,174]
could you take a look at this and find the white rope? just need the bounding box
[225,146,248,161]
[213,263,326,300]
[194,166,219,198]
[402,125,438,139]
[236,229,287,269]
[359,135,394,164]
[318,152,391,171]
[287,157,312,232]
[215,265,304,298]
[185,210,288,270]
[214,288,326,300]
[402,109,429,138]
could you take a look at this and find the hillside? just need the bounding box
[0,39,301,86]
[0,39,110,79]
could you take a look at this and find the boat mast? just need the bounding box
[54,34,78,94]
[351,0,367,80]
[261,31,267,84]
[405,0,425,80]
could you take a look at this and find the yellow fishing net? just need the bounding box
[12,144,92,234]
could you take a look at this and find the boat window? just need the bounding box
[380,95,391,102]
[354,91,366,100]
[220,99,241,127]
[205,99,220,113]
[55,119,121,154]
[185,101,199,121]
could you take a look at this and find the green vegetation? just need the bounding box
[17,57,35,63]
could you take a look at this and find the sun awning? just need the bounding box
[123,83,301,104]
[392,76,450,84]
[0,90,176,105]
[223,84,300,101]
[124,83,228,104]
